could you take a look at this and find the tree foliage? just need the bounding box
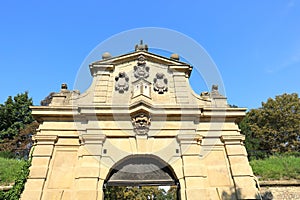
[241,93,300,158]
[0,92,34,139]
[104,186,177,200]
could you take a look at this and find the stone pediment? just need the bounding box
[89,51,193,81]
[78,45,197,106]
[90,50,192,77]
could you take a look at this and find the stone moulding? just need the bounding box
[89,64,115,77]
[80,134,106,145]
[32,135,58,145]
[177,133,203,145]
[168,65,192,78]
[221,135,245,144]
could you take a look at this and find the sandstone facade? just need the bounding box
[21,43,260,199]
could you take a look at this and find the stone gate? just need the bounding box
[21,42,260,199]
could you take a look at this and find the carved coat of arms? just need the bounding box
[115,72,129,93]
[134,55,149,79]
[153,73,168,94]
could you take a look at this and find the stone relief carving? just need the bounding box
[153,73,168,94]
[115,72,129,93]
[131,113,151,135]
[134,55,149,79]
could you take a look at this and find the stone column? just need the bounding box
[21,135,58,200]
[75,134,106,200]
[221,135,260,199]
[177,133,206,200]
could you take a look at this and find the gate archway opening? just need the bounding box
[103,155,180,200]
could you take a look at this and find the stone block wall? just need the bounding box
[260,181,300,200]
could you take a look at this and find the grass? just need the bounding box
[250,155,300,180]
[0,157,27,185]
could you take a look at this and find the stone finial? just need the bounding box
[211,84,220,96]
[60,83,70,94]
[61,83,68,90]
[170,53,179,60]
[135,40,148,51]
[210,84,227,106]
[102,52,112,60]
[212,84,218,92]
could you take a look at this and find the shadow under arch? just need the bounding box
[103,154,180,199]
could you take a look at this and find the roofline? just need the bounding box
[91,50,191,66]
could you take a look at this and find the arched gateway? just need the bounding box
[104,155,180,199]
[105,155,178,187]
[21,42,260,200]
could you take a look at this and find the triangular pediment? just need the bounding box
[91,50,189,66]
[90,51,192,78]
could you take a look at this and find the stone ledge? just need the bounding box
[259,180,300,186]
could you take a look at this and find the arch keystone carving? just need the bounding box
[131,112,151,136]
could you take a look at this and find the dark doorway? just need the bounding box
[103,155,180,200]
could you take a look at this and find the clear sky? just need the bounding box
[0,1,299,109]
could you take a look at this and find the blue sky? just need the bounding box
[0,1,299,109]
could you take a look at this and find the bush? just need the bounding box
[0,151,16,159]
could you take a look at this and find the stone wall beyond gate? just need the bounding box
[21,43,260,200]
[260,180,300,200]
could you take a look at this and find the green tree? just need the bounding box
[241,93,300,157]
[104,186,177,200]
[0,92,34,139]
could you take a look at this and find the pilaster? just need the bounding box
[177,133,208,200]
[75,134,106,200]
[21,135,58,200]
[221,135,260,199]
